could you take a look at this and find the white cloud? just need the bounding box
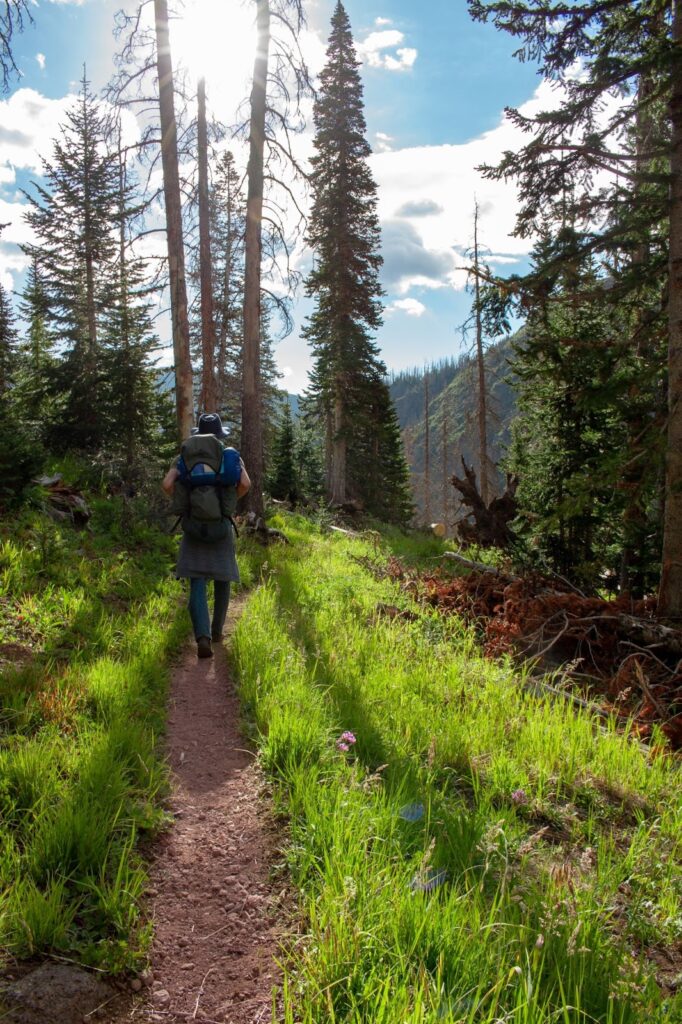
[35,53,46,71]
[375,131,394,153]
[375,17,392,26]
[357,29,418,73]
[0,88,73,175]
[370,80,574,294]
[384,48,417,72]
[388,297,427,317]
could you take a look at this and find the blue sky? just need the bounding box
[0,0,545,393]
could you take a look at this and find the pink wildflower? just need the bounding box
[340,731,357,745]
[511,788,528,805]
[336,741,349,753]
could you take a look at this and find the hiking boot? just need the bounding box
[197,636,213,659]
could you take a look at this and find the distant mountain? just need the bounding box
[389,335,519,524]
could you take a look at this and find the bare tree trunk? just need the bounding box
[197,76,217,414]
[441,405,449,529]
[660,0,682,619]
[154,0,194,441]
[117,135,135,477]
[241,0,270,514]
[216,186,233,411]
[330,389,346,504]
[325,405,333,495]
[423,372,430,525]
[473,201,490,504]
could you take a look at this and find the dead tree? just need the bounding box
[451,457,518,548]
[473,200,491,503]
[423,372,431,525]
[154,0,194,440]
[197,76,217,413]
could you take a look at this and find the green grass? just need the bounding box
[233,513,682,1024]
[0,498,187,971]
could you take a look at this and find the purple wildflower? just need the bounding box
[336,740,350,753]
[340,731,357,745]
[511,788,528,805]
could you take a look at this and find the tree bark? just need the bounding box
[423,372,430,524]
[330,389,346,504]
[660,0,682,619]
[154,0,194,442]
[216,178,233,411]
[197,76,217,414]
[441,404,449,529]
[241,0,270,515]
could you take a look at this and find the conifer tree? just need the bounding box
[22,71,118,451]
[0,280,41,507]
[295,402,325,501]
[0,280,16,399]
[101,138,167,479]
[305,1,411,521]
[268,400,297,501]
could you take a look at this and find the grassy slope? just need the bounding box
[234,514,682,1024]
[0,500,187,971]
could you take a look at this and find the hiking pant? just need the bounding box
[188,578,231,640]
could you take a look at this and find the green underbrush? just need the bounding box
[234,514,682,1024]
[0,498,187,971]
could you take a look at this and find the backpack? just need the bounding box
[172,433,241,542]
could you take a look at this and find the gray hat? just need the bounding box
[197,413,229,439]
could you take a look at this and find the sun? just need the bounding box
[172,0,257,104]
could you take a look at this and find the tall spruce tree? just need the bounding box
[101,137,167,478]
[268,400,297,501]
[22,71,118,452]
[305,1,412,521]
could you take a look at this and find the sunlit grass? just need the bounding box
[0,500,187,970]
[234,512,682,1023]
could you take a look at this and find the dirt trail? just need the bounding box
[130,597,284,1024]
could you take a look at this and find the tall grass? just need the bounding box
[0,500,187,970]
[234,514,682,1023]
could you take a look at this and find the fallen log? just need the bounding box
[441,551,518,579]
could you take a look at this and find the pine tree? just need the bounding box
[100,137,167,479]
[305,1,411,521]
[0,280,43,508]
[506,232,662,588]
[22,71,119,452]
[295,402,325,501]
[268,400,297,501]
[0,281,16,399]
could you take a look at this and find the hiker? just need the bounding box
[162,413,251,659]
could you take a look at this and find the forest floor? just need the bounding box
[117,596,285,1024]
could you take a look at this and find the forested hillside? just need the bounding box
[389,337,517,524]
